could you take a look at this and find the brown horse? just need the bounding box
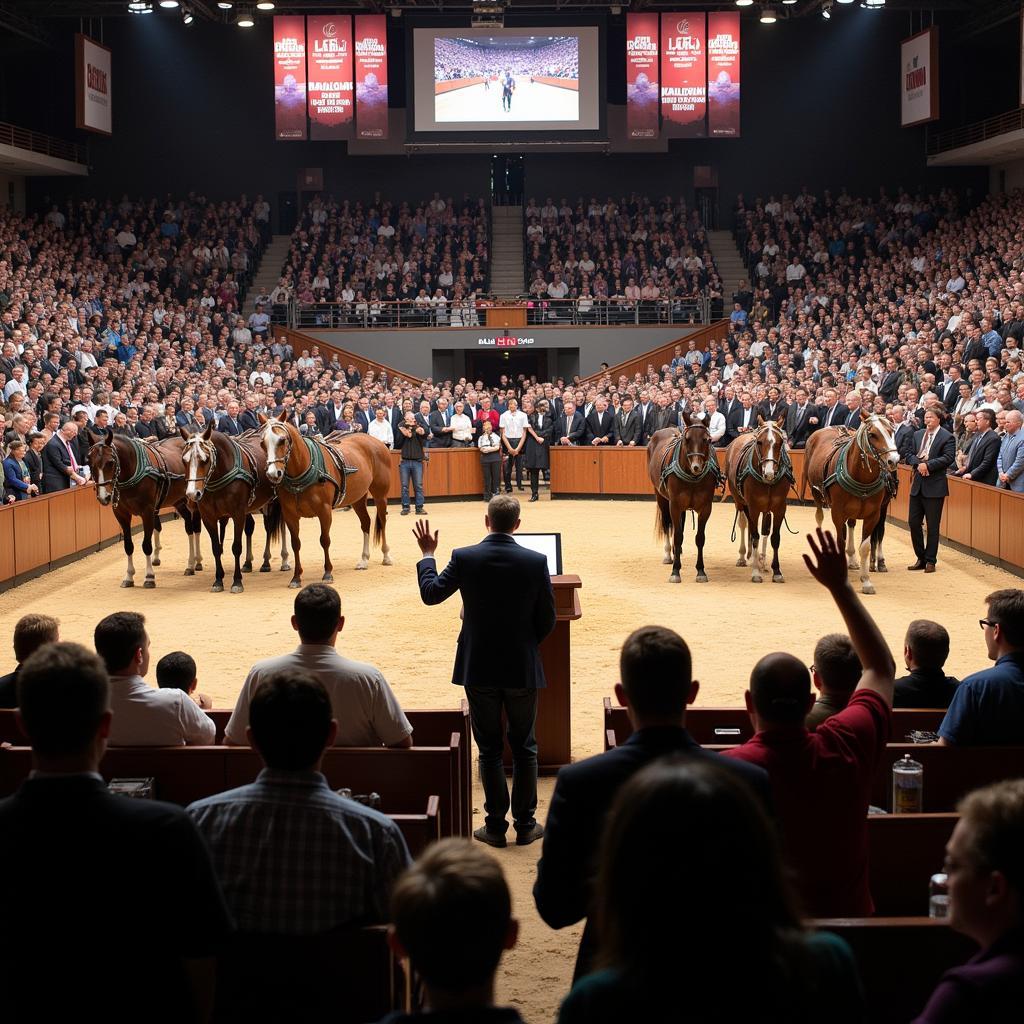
[648,413,722,584]
[259,413,392,588]
[725,413,792,584]
[86,429,203,588]
[802,410,900,595]
[180,424,290,593]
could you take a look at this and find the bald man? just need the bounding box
[723,528,896,919]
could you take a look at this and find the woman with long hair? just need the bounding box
[558,759,864,1024]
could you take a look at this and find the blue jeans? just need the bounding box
[399,459,424,509]
[465,686,538,834]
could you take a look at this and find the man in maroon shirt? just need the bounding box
[724,528,895,917]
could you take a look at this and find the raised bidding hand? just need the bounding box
[802,528,850,593]
[412,518,439,558]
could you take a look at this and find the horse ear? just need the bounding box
[203,421,214,440]
[776,410,787,428]
[179,426,190,441]
[104,427,114,445]
[860,408,871,422]
[681,410,692,427]
[757,413,765,426]
[86,428,101,445]
[276,410,289,422]
[257,413,268,425]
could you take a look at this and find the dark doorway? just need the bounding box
[466,349,547,386]
[491,154,524,206]
[277,191,299,234]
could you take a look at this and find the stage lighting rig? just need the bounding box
[472,1,505,30]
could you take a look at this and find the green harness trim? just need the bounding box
[282,436,356,508]
[734,436,795,500]
[118,437,170,491]
[206,439,258,496]
[659,432,724,489]
[818,435,892,504]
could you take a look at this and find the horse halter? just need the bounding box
[680,422,712,471]
[263,421,293,478]
[855,415,898,470]
[182,434,216,501]
[88,439,122,506]
[751,420,784,478]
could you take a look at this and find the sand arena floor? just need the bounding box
[0,496,1017,1020]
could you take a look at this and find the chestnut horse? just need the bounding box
[802,410,900,595]
[86,430,203,588]
[725,413,793,584]
[647,413,722,584]
[180,424,291,593]
[259,413,392,588]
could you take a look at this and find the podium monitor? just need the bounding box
[513,533,562,576]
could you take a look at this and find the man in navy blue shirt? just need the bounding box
[939,589,1024,745]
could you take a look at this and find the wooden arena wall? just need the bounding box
[434,77,488,94]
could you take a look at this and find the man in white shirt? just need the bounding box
[700,397,726,444]
[225,585,412,748]
[499,398,529,493]
[94,612,215,747]
[368,406,395,449]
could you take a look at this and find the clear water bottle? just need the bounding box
[892,753,924,813]
[929,873,949,918]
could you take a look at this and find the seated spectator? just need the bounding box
[382,839,522,1023]
[556,760,864,1024]
[534,624,770,979]
[94,612,216,746]
[724,529,896,917]
[188,670,409,934]
[0,613,59,708]
[939,589,1024,745]
[156,650,213,710]
[0,642,231,1020]
[913,779,1024,1022]
[224,584,412,747]
[805,633,862,730]
[894,620,960,709]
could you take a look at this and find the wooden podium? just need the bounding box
[503,574,582,774]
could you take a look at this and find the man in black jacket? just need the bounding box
[954,408,1000,486]
[784,387,819,448]
[533,624,770,980]
[414,497,555,848]
[907,409,957,572]
[893,619,960,709]
[428,397,452,448]
[42,420,86,492]
[583,397,616,446]
[614,396,641,446]
[554,400,586,446]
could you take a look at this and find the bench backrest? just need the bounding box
[866,813,957,917]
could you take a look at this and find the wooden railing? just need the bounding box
[272,325,417,383]
[0,121,85,164]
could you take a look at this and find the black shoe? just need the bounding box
[515,823,544,846]
[400,508,410,516]
[415,507,426,515]
[474,826,507,848]
[505,488,512,494]
[517,486,525,492]
[484,493,492,501]
[907,561,925,571]
[529,494,538,502]
[924,563,936,574]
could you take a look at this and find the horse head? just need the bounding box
[181,421,215,503]
[680,411,712,477]
[86,427,118,506]
[858,409,899,471]
[260,409,294,485]
[753,412,788,484]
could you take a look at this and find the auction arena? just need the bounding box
[0,497,1014,1020]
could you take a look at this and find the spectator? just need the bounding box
[723,528,896,917]
[894,620,960,709]
[368,405,395,448]
[913,779,1024,1022]
[3,439,38,502]
[0,613,59,708]
[556,760,864,1024]
[0,642,231,1021]
[938,589,1024,745]
[224,583,412,748]
[382,839,523,1024]
[478,418,502,501]
[94,612,216,746]
[397,410,427,516]
[42,419,86,491]
[805,633,862,730]
[156,650,213,711]
[535,624,770,978]
[189,670,409,934]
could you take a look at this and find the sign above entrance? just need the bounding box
[478,335,536,348]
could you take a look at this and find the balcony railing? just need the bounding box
[927,107,1024,156]
[0,121,86,164]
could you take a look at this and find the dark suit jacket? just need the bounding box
[725,404,758,443]
[878,371,903,402]
[355,409,372,434]
[961,429,1000,486]
[616,409,641,446]
[42,434,73,491]
[134,420,155,439]
[894,422,917,464]
[0,666,17,707]
[819,403,848,431]
[759,400,789,423]
[554,411,585,445]
[785,403,818,447]
[534,726,772,979]
[417,533,555,689]
[428,410,452,447]
[238,409,261,432]
[583,409,616,445]
[909,427,957,497]
[636,404,656,445]
[651,407,679,433]
[24,448,42,489]
[218,415,242,436]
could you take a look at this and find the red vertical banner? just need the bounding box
[306,14,353,140]
[707,12,740,138]
[626,13,660,140]
[354,14,388,140]
[273,15,307,140]
[660,12,706,138]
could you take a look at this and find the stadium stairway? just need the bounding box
[708,229,748,301]
[243,234,293,316]
[490,204,525,297]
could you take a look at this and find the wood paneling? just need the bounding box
[944,478,972,546]
[13,500,50,575]
[971,485,1001,558]
[550,449,601,494]
[0,507,14,582]
[421,450,449,497]
[599,448,651,494]
[98,495,122,542]
[279,327,411,384]
[446,449,485,496]
[74,486,100,551]
[890,466,912,522]
[48,494,77,562]
[999,490,1024,569]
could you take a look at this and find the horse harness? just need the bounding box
[267,425,357,509]
[815,425,898,506]
[89,436,181,510]
[190,435,260,507]
[732,427,795,502]
[659,425,724,489]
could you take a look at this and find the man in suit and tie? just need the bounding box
[636,390,656,445]
[891,406,917,464]
[936,368,962,409]
[217,400,243,436]
[785,387,818,448]
[651,393,679,434]
[413,497,556,848]
[320,389,345,434]
[175,397,198,432]
[42,420,86,492]
[718,387,739,422]
[354,398,373,434]
[841,391,866,429]
[908,409,957,573]
[997,410,1024,492]
[584,397,616,447]
[878,358,903,403]
[428,397,453,448]
[955,409,1000,486]
[759,387,788,423]
[238,396,261,432]
[725,391,759,444]
[615,396,641,447]
[555,400,586,446]
[818,388,848,431]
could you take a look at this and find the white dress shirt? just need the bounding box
[499,409,528,439]
[107,674,216,747]
[704,411,726,443]
[450,413,473,443]
[368,417,394,448]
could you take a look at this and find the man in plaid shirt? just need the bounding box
[188,671,410,934]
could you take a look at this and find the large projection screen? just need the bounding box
[412,27,600,133]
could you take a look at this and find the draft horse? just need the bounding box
[86,430,203,588]
[180,424,291,593]
[802,410,900,595]
[259,412,393,588]
[647,413,723,584]
[725,413,793,584]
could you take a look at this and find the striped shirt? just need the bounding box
[187,769,410,935]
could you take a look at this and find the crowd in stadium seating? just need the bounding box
[524,194,723,324]
[275,193,490,328]
[433,36,579,82]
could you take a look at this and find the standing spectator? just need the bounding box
[805,633,862,730]
[723,528,896,917]
[368,406,395,449]
[0,642,231,1021]
[449,400,474,447]
[414,497,555,848]
[225,584,412,748]
[397,411,427,516]
[478,419,502,501]
[956,408,1000,485]
[428,397,453,448]
[499,397,528,493]
[894,620,960,709]
[24,432,45,492]
[4,440,38,502]
[0,613,59,708]
[524,399,553,502]
[42,419,86,491]
[938,589,1024,745]
[997,410,1024,491]
[908,408,957,573]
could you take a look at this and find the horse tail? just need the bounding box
[264,497,283,546]
[654,498,672,541]
[373,500,385,549]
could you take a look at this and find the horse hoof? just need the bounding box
[668,574,681,584]
[751,576,763,584]
[241,563,252,574]
[281,564,291,572]
[230,585,244,594]
[288,580,301,589]
[143,579,156,589]
[195,563,204,572]
[382,555,393,566]
[736,558,747,567]
[876,562,888,573]
[152,558,161,567]
[211,583,224,593]
[862,585,876,596]
[662,556,673,565]
[183,569,195,577]
[355,563,369,571]
[773,575,786,584]
[121,580,134,588]
[696,575,709,583]
[259,564,271,573]
[322,574,334,583]
[869,560,877,572]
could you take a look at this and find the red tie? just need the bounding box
[64,439,79,472]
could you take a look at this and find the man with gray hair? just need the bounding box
[997,410,1024,492]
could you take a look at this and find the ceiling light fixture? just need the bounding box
[821,0,832,17]
[735,0,754,7]
[760,6,777,24]
[236,7,255,27]
[861,0,885,6]
[128,1,154,12]
[182,6,194,24]
[255,1,275,9]
[158,1,179,8]
[217,2,233,9]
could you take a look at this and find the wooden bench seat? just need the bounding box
[867,813,956,917]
